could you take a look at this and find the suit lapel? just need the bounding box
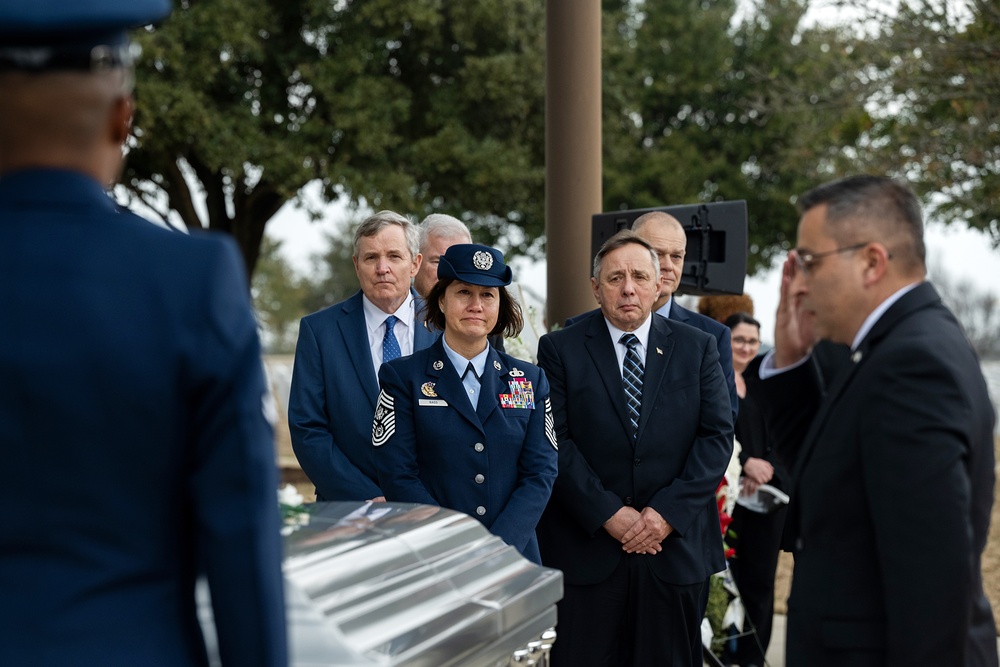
[584,316,633,440]
[338,293,379,407]
[789,355,861,485]
[636,316,672,442]
[425,340,485,435]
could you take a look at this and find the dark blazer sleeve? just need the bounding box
[716,325,739,421]
[191,241,287,666]
[537,333,624,535]
[287,315,382,500]
[645,332,733,537]
[855,343,983,663]
[754,358,824,474]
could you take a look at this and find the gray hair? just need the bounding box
[592,230,660,280]
[418,214,472,251]
[352,210,419,259]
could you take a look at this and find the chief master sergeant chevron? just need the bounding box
[0,2,288,665]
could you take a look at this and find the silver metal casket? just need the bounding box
[199,501,562,666]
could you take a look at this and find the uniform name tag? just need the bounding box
[419,398,449,407]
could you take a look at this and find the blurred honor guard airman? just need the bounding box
[0,2,288,665]
[373,244,557,563]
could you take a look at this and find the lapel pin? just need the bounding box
[433,360,444,371]
[494,360,502,371]
[656,347,663,355]
[851,351,862,363]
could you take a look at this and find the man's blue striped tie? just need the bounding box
[620,333,643,440]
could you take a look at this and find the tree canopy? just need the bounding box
[123,0,998,288]
[850,0,1000,246]
[125,0,546,277]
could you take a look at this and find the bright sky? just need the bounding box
[267,201,1000,345]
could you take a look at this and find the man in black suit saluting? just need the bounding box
[536,231,733,666]
[757,175,997,666]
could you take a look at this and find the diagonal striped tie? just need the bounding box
[620,333,643,440]
[383,315,401,362]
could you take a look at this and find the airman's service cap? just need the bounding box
[0,0,171,71]
[438,244,513,288]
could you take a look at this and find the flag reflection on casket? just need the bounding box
[198,502,562,666]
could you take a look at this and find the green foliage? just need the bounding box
[252,236,313,352]
[298,226,363,316]
[124,0,998,290]
[601,0,878,275]
[853,0,1000,247]
[705,573,732,657]
[125,0,546,280]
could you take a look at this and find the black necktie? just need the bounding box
[620,333,643,439]
[463,362,480,383]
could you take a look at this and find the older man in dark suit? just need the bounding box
[289,211,438,501]
[536,231,733,666]
[758,175,997,667]
[0,2,286,664]
[567,211,737,422]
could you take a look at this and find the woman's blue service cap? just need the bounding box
[438,244,513,287]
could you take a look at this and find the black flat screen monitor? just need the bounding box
[591,201,748,296]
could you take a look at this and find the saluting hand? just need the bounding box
[773,252,818,368]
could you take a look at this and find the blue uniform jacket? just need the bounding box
[288,289,437,500]
[373,338,558,563]
[0,169,286,665]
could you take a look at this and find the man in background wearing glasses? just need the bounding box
[756,175,997,666]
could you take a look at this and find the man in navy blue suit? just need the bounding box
[0,2,287,664]
[288,211,438,501]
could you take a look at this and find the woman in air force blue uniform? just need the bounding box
[373,244,558,563]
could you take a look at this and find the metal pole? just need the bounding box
[545,0,602,328]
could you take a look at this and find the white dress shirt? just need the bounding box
[362,291,416,376]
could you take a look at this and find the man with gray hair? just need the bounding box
[289,210,438,501]
[414,213,507,351]
[414,213,473,297]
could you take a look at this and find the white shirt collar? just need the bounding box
[361,290,414,333]
[442,337,490,377]
[604,313,653,373]
[851,281,922,350]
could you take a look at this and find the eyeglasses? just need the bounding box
[732,336,760,347]
[792,242,870,275]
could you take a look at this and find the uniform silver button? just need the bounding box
[476,506,486,516]
[475,474,485,484]
[474,443,485,452]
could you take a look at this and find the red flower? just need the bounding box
[715,478,736,558]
